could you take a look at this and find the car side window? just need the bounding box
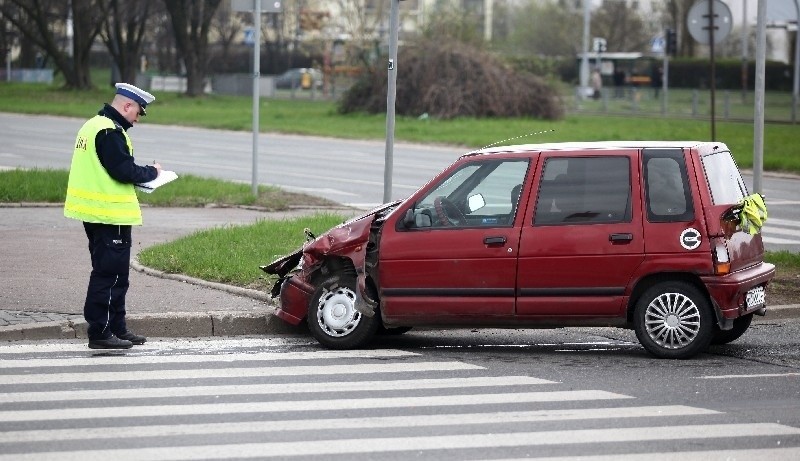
[643,149,694,222]
[405,159,529,229]
[534,156,631,226]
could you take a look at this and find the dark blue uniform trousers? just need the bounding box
[82,222,131,340]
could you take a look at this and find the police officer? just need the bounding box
[65,83,161,349]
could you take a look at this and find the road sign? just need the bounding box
[651,36,665,54]
[687,0,732,45]
[243,27,255,45]
[592,37,607,53]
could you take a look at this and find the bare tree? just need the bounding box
[211,0,243,58]
[501,1,582,57]
[591,1,652,53]
[162,0,222,96]
[331,0,387,67]
[0,0,108,89]
[101,0,153,86]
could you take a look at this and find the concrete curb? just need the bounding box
[0,309,309,342]
[130,257,271,302]
[0,259,311,343]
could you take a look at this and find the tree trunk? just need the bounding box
[0,0,107,89]
[163,0,222,97]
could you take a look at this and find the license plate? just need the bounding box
[745,286,766,309]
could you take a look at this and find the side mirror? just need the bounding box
[467,194,486,212]
[403,209,415,228]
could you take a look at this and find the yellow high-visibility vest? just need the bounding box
[64,115,143,225]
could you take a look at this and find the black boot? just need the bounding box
[116,331,147,345]
[88,334,133,349]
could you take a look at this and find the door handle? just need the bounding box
[609,233,633,242]
[484,236,507,245]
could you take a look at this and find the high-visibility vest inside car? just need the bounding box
[64,115,143,225]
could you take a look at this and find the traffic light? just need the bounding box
[666,29,677,56]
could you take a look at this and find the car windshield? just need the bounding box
[701,151,748,205]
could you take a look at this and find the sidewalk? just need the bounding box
[1,205,797,342]
[0,205,354,341]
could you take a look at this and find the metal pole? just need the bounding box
[741,0,748,103]
[251,0,261,196]
[579,0,590,96]
[483,0,493,42]
[792,0,799,123]
[708,0,716,141]
[383,0,400,203]
[753,0,767,194]
[662,53,669,114]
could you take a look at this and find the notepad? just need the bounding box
[135,170,178,193]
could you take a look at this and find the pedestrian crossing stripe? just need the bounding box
[0,405,719,444]
[0,348,420,368]
[0,424,797,461]
[0,376,556,403]
[0,390,632,422]
[0,360,483,385]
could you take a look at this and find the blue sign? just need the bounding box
[243,27,255,46]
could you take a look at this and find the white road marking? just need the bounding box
[0,424,796,460]
[0,348,419,368]
[0,390,631,422]
[697,372,800,379]
[0,376,554,404]
[0,361,483,385]
[0,405,718,444]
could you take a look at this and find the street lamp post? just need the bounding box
[383,0,400,203]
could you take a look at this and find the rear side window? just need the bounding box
[701,151,748,205]
[534,156,631,225]
[643,149,695,222]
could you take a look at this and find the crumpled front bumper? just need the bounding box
[273,275,313,325]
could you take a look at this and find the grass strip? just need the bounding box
[137,213,346,290]
[0,169,334,210]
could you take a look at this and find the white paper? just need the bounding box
[135,170,178,193]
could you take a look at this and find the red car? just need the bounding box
[263,141,775,359]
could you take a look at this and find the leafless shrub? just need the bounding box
[338,39,564,120]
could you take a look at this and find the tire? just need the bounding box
[307,274,379,349]
[711,313,753,345]
[633,282,714,359]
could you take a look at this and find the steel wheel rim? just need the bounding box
[644,292,701,350]
[316,286,360,337]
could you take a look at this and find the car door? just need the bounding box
[516,150,644,316]
[378,155,534,323]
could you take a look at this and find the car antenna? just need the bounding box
[468,129,555,155]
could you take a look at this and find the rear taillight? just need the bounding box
[713,240,731,275]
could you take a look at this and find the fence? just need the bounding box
[571,86,798,123]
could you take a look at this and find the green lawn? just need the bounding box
[1,81,798,174]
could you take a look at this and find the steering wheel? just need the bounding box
[433,196,467,226]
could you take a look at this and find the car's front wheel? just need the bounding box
[308,274,379,349]
[633,282,714,359]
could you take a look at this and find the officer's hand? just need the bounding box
[153,162,162,175]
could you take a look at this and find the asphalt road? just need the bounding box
[1,112,799,251]
[1,318,798,460]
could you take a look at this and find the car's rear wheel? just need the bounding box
[308,274,379,349]
[633,282,713,359]
[711,313,753,345]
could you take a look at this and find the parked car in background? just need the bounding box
[263,141,774,359]
[274,68,322,90]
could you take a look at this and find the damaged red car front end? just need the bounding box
[260,203,398,327]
